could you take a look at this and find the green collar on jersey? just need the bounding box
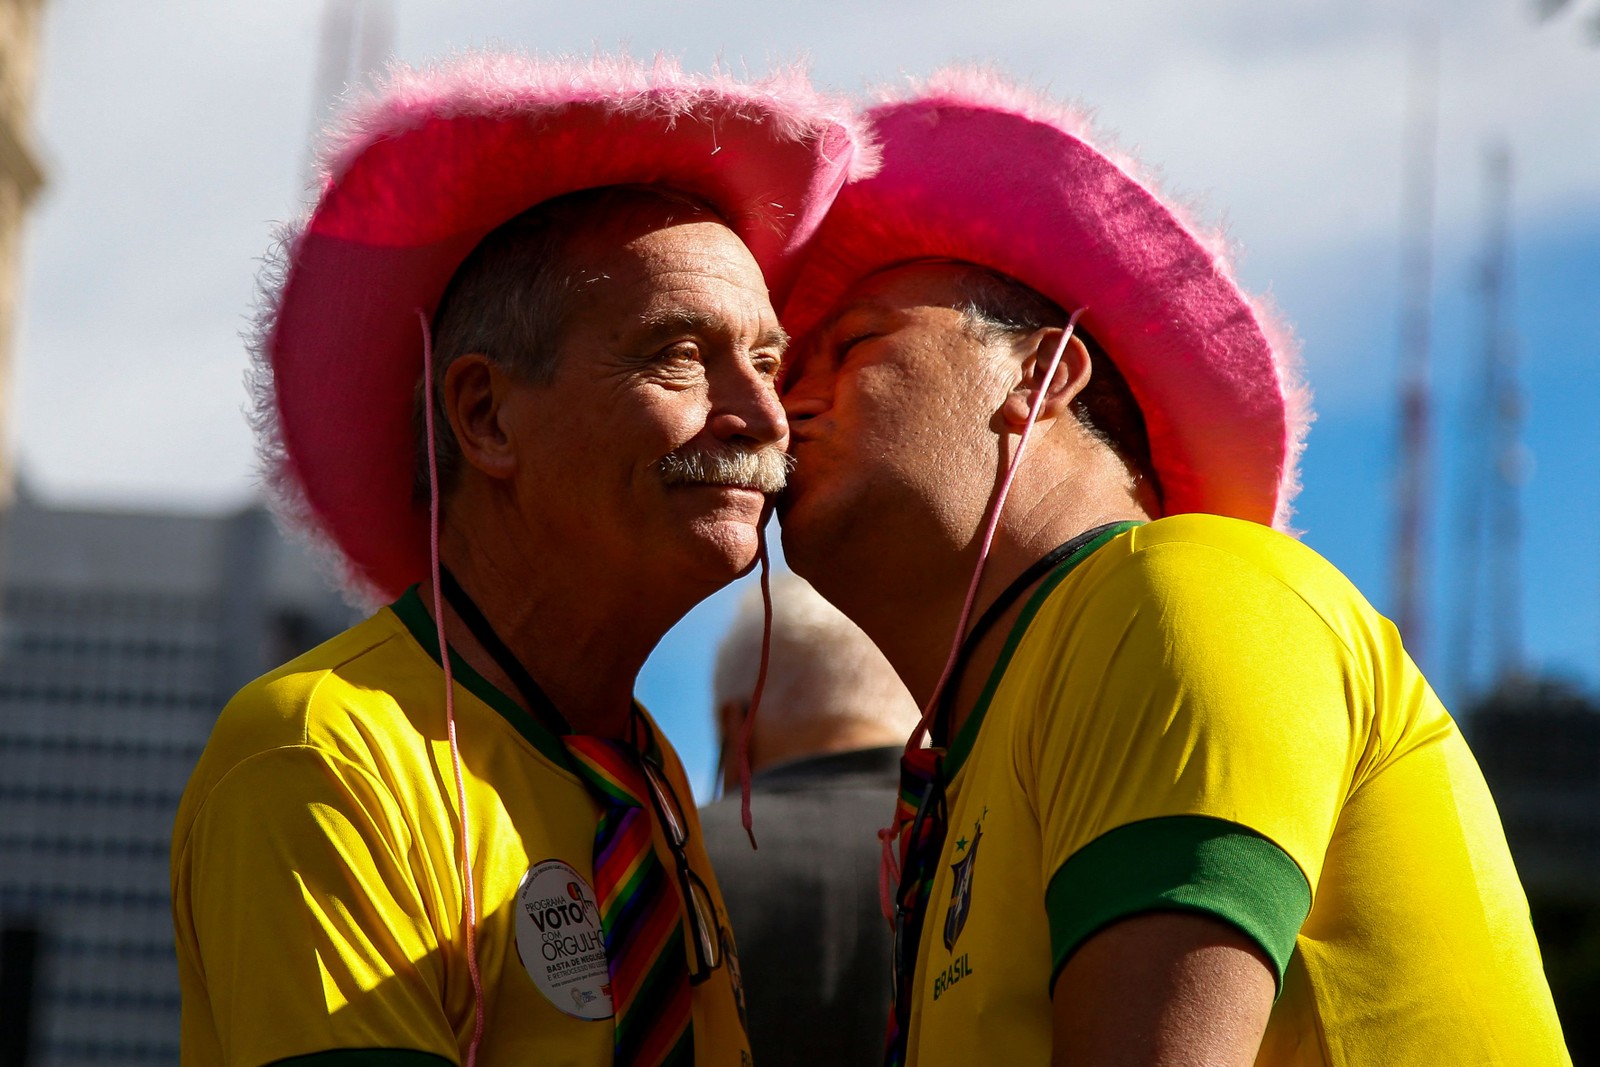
[390,585,577,774]
[941,521,1141,780]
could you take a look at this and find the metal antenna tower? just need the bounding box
[1450,144,1521,697]
[1391,28,1439,656]
[1481,146,1524,684]
[304,0,396,185]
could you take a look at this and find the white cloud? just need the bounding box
[9,0,1596,502]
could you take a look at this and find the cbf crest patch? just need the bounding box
[943,823,983,950]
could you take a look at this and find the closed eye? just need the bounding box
[838,333,876,361]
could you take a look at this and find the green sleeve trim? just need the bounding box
[1045,815,1310,994]
[268,1050,457,1067]
[388,586,574,774]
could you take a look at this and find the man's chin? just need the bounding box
[774,495,829,577]
[774,486,872,591]
[674,514,767,582]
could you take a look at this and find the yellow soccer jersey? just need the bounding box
[902,515,1568,1066]
[172,588,751,1067]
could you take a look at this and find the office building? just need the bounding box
[0,491,352,1066]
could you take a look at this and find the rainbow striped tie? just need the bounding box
[565,735,694,1067]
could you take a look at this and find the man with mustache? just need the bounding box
[170,55,868,1067]
[777,72,1568,1065]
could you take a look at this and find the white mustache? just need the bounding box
[655,444,794,493]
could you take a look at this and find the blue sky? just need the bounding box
[9,0,1597,797]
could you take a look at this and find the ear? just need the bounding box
[999,328,1092,431]
[443,354,521,481]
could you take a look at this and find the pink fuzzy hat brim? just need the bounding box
[250,52,876,604]
[782,67,1310,530]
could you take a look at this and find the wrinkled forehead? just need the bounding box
[567,210,750,283]
[567,215,779,325]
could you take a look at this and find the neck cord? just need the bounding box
[733,528,775,848]
[417,310,484,1067]
[437,566,575,738]
[872,520,1134,927]
[929,521,1129,747]
[437,569,661,764]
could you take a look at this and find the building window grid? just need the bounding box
[40,964,181,1009]
[36,926,183,1060]
[2,740,200,781]
[0,597,225,701]
[0,885,170,912]
[12,901,176,948]
[1,847,172,900]
[38,1040,180,1066]
[1,712,214,757]
[47,935,175,962]
[0,783,186,809]
[0,590,221,684]
[0,732,204,761]
[40,1004,180,1062]
[0,831,171,857]
[0,807,177,871]
[0,533,352,1067]
[0,589,218,1067]
[0,647,218,684]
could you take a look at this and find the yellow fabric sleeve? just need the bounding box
[174,745,462,1067]
[1022,537,1358,972]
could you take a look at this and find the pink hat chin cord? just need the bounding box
[417,310,487,1067]
[735,531,775,850]
[876,308,1086,922]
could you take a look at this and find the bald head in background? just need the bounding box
[713,572,920,791]
[700,573,918,1067]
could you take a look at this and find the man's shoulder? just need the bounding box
[1105,514,1335,579]
[227,605,423,739]
[999,513,1395,713]
[1045,514,1370,625]
[181,608,431,818]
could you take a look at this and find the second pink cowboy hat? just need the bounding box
[782,68,1312,529]
[252,52,876,602]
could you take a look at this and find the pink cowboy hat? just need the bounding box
[782,68,1311,529]
[252,52,875,602]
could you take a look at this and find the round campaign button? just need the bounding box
[514,859,614,1019]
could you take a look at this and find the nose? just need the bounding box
[781,389,828,424]
[707,355,788,448]
[780,361,831,425]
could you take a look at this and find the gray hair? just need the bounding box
[414,184,724,503]
[952,265,1158,494]
[713,573,921,737]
